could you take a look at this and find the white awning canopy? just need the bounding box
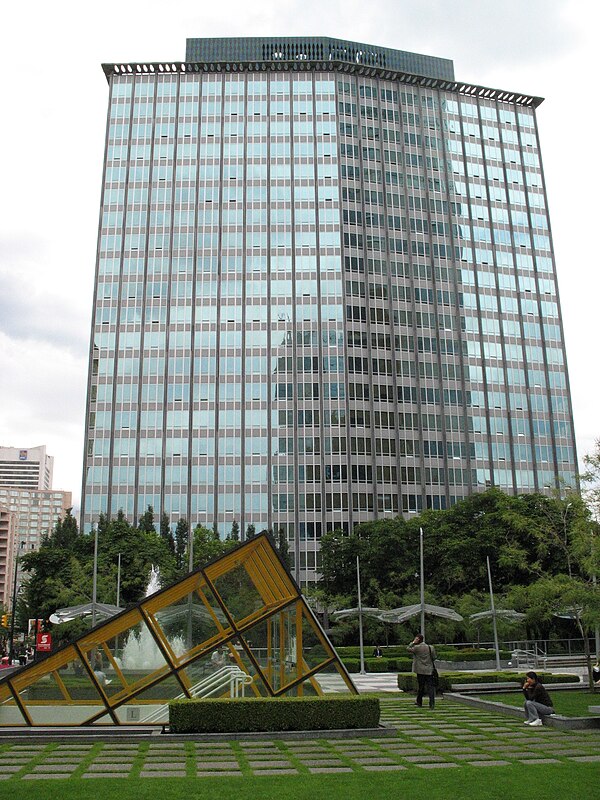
[49,602,122,625]
[331,607,383,621]
[377,603,463,624]
[470,609,526,623]
[332,603,463,624]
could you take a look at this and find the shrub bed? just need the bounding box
[169,695,380,734]
[336,646,512,664]
[344,657,412,673]
[397,671,577,692]
[437,649,513,662]
[397,673,452,692]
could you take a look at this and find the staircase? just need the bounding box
[540,655,591,669]
[139,665,253,724]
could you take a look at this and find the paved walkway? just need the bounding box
[0,697,598,780]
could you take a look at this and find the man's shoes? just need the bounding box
[523,720,531,725]
[529,719,543,727]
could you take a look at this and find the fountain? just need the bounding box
[121,566,186,670]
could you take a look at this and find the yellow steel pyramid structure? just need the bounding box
[0,533,356,726]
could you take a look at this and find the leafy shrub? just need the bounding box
[397,673,451,692]
[169,695,380,734]
[343,657,412,673]
[336,646,511,663]
[436,649,513,662]
[397,671,576,692]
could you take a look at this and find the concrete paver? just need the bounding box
[0,696,598,780]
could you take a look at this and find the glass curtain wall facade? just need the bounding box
[82,39,577,584]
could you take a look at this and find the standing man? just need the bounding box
[408,633,436,709]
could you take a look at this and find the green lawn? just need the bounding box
[1,766,598,800]
[477,689,600,716]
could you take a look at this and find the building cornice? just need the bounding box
[101,61,543,108]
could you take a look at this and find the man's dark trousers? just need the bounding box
[416,673,435,708]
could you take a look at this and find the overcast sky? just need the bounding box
[0,0,596,511]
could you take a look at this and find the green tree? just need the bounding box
[228,519,240,542]
[192,525,231,569]
[160,511,175,555]
[20,508,178,649]
[20,512,90,645]
[522,494,600,688]
[49,508,79,550]
[275,528,292,572]
[319,489,562,606]
[246,523,256,540]
[137,506,156,533]
[509,573,600,690]
[582,438,600,519]
[174,518,189,571]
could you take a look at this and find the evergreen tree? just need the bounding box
[276,528,292,571]
[50,508,79,550]
[138,506,156,533]
[228,519,240,542]
[246,523,256,540]
[174,518,189,571]
[160,511,175,554]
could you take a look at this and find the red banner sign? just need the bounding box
[36,632,52,652]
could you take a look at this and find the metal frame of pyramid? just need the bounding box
[0,533,356,726]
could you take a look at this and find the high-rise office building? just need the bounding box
[81,37,577,583]
[0,505,17,610]
[0,444,70,609]
[0,488,72,554]
[0,446,54,491]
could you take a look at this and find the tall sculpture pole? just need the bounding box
[187,524,194,649]
[420,528,425,637]
[487,556,502,670]
[116,553,122,608]
[91,526,99,628]
[357,556,365,674]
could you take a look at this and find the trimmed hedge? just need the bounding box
[169,695,380,734]
[344,657,412,673]
[397,673,451,692]
[437,649,513,663]
[397,671,577,692]
[336,646,512,664]
[336,646,407,659]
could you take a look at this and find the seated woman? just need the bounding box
[522,671,555,726]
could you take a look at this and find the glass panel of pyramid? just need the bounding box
[0,533,356,726]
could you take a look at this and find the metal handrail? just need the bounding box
[510,648,545,669]
[139,665,253,723]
